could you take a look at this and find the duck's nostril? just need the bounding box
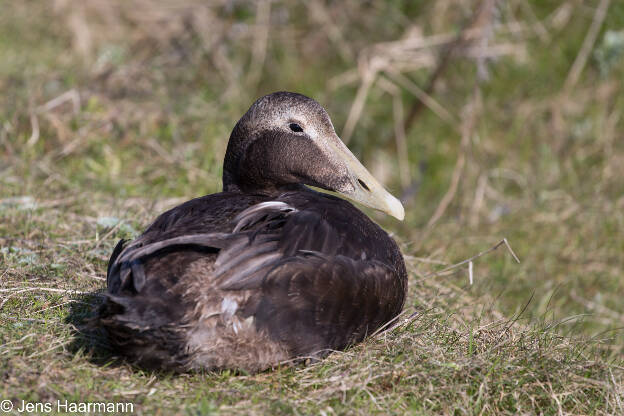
[357,178,370,191]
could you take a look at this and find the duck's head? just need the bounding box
[222,91,405,220]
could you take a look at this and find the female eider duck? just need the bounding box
[100,91,407,372]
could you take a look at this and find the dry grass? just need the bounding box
[1,0,624,414]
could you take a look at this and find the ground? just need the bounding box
[1,1,623,414]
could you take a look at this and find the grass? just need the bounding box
[1,0,624,414]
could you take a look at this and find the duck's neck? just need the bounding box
[222,168,241,193]
[222,122,251,193]
[222,125,303,196]
[221,121,314,197]
[223,160,306,196]
[223,173,306,197]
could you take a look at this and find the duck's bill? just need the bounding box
[328,138,405,221]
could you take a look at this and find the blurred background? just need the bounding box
[1,0,623,351]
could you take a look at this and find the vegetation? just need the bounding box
[1,0,623,414]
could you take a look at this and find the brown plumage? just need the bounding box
[99,92,407,372]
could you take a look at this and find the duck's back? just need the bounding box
[100,189,407,372]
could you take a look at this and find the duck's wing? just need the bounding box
[215,198,406,358]
[105,200,295,296]
[251,252,405,359]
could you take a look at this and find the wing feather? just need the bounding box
[251,253,405,358]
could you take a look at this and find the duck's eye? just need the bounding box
[289,123,304,133]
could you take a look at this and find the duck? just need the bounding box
[99,91,407,372]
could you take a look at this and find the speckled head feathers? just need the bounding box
[235,91,335,141]
[222,91,405,220]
